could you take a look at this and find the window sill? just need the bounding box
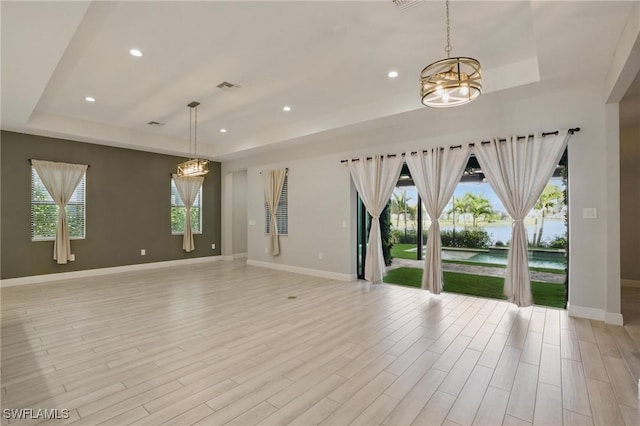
[32,237,86,242]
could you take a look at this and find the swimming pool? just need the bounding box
[468,253,566,270]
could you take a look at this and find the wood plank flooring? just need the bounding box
[2,260,639,425]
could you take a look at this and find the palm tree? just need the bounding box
[534,184,563,246]
[446,196,458,234]
[458,193,494,228]
[390,198,401,228]
[391,190,412,232]
[447,195,468,232]
[406,204,417,229]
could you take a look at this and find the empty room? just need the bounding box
[1,1,639,425]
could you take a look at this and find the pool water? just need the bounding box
[469,253,566,270]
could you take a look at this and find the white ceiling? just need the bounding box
[1,1,636,161]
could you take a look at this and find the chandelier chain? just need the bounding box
[189,107,193,158]
[445,0,451,57]
[177,101,208,176]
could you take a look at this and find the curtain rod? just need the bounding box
[28,159,90,167]
[340,127,580,163]
[340,153,405,163]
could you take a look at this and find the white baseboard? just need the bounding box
[246,259,356,282]
[605,312,624,326]
[622,279,640,288]
[567,303,624,325]
[221,253,248,261]
[0,256,222,288]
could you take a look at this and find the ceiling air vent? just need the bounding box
[392,0,425,12]
[216,81,240,90]
[147,121,164,126]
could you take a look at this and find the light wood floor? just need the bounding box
[2,260,639,426]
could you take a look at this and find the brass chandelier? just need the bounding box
[177,101,209,177]
[420,0,481,107]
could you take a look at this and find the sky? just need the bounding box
[394,177,564,214]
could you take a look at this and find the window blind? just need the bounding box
[170,179,203,234]
[31,167,86,241]
[265,175,288,235]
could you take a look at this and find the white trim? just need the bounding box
[605,312,624,326]
[221,253,248,261]
[622,279,640,288]
[568,303,603,321]
[0,256,222,287]
[246,259,356,282]
[567,303,624,325]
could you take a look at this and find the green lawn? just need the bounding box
[383,267,566,308]
[391,243,564,274]
[391,243,419,260]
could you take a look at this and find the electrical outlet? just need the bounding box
[341,220,347,228]
[318,252,323,260]
[141,249,146,256]
[249,219,256,226]
[265,247,268,253]
[212,243,216,249]
[69,254,75,261]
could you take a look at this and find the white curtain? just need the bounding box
[474,130,570,306]
[406,146,471,294]
[264,169,287,256]
[348,155,403,283]
[31,160,88,264]
[173,174,204,252]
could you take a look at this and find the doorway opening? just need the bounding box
[356,151,569,308]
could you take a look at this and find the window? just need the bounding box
[31,167,86,241]
[171,179,202,234]
[265,175,288,235]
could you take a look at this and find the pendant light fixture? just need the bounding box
[177,101,209,177]
[420,0,481,107]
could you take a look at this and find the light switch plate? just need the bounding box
[582,208,597,219]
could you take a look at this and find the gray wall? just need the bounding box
[1,131,221,279]
[231,170,247,254]
[620,125,640,282]
[246,154,356,278]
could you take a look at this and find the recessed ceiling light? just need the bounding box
[388,70,399,78]
[129,48,143,57]
[283,105,292,112]
[84,96,95,102]
[219,128,227,133]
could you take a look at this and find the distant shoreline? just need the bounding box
[393,217,566,229]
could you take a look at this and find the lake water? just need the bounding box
[440,220,566,245]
